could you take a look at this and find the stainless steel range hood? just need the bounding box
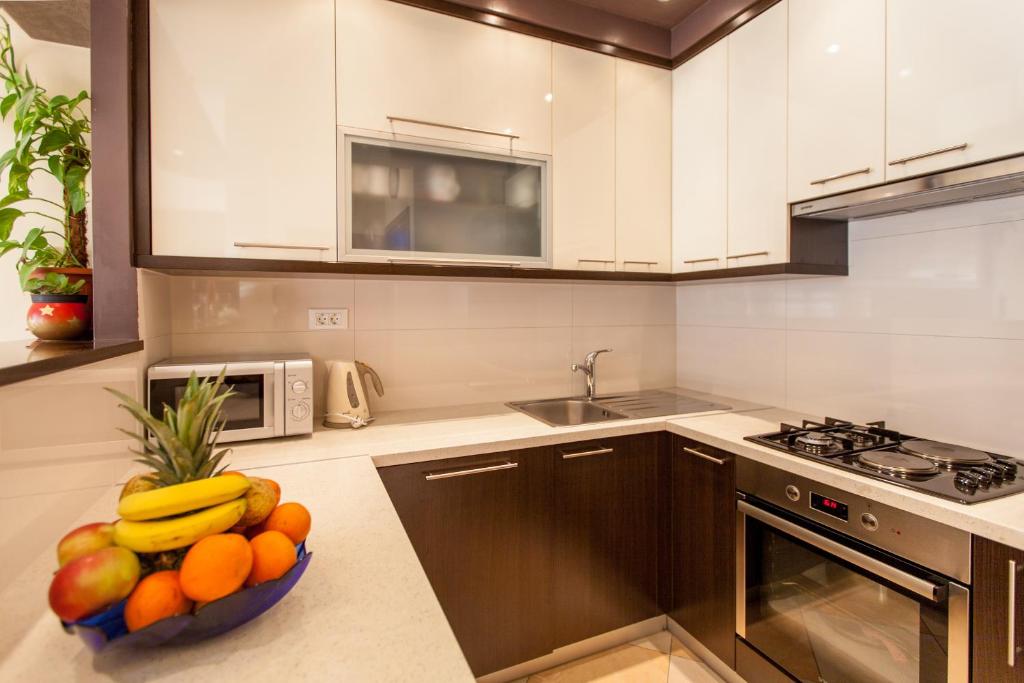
[791,154,1024,220]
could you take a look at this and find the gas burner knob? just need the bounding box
[785,485,801,502]
[954,473,979,493]
[969,468,993,487]
[860,513,879,532]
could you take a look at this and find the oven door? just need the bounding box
[147,362,283,442]
[737,499,969,683]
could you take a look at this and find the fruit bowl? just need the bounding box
[62,543,311,652]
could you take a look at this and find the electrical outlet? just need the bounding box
[308,308,349,330]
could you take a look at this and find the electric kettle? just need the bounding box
[324,360,384,429]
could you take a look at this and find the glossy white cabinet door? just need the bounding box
[616,61,672,273]
[672,41,728,273]
[886,0,1024,180]
[788,0,885,201]
[150,0,337,261]
[551,45,616,271]
[727,0,788,267]
[337,0,552,156]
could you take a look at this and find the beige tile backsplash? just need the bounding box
[160,275,678,413]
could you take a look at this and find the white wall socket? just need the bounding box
[308,308,349,330]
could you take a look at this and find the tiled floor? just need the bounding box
[514,631,725,683]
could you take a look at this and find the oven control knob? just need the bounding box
[860,513,879,532]
[290,402,310,421]
[969,468,993,487]
[785,485,801,502]
[954,472,979,493]
[291,380,308,395]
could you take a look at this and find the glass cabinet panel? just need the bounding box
[344,137,549,264]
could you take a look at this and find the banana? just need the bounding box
[118,476,251,521]
[113,499,248,553]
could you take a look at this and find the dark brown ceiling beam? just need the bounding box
[671,0,782,67]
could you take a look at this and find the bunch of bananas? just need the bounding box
[114,476,251,553]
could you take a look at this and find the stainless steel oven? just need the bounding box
[147,354,313,443]
[736,461,971,683]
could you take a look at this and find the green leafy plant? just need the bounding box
[107,371,237,488]
[0,17,91,295]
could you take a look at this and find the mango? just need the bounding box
[57,522,115,568]
[48,546,141,622]
[236,478,281,527]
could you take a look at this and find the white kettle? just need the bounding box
[324,360,384,429]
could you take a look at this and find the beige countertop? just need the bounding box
[4,386,1024,680]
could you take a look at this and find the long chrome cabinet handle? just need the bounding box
[739,501,948,602]
[727,251,769,260]
[810,167,871,185]
[1011,559,1022,667]
[578,258,615,264]
[561,447,614,460]
[622,260,659,265]
[682,446,726,466]
[234,241,331,251]
[888,143,968,166]
[387,115,521,141]
[683,257,720,264]
[386,257,521,267]
[425,461,518,480]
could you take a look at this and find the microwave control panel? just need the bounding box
[283,359,314,435]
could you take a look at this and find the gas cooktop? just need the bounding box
[745,417,1023,504]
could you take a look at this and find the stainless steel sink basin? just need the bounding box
[507,398,628,427]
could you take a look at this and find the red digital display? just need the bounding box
[810,492,849,521]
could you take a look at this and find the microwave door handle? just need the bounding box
[738,501,947,603]
[272,362,284,437]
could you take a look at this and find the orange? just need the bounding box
[124,570,192,632]
[179,534,253,603]
[262,503,311,544]
[246,531,297,586]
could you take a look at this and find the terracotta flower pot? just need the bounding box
[27,294,91,341]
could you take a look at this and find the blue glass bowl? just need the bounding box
[62,543,311,651]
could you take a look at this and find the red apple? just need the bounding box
[48,547,141,622]
[56,522,115,568]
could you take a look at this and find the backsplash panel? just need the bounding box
[677,194,1024,456]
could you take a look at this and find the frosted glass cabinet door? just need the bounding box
[150,0,337,261]
[343,138,549,266]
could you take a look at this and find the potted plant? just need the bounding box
[0,17,92,341]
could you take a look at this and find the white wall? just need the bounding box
[159,276,677,415]
[677,194,1024,456]
[0,15,90,341]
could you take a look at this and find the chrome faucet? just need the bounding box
[572,349,613,400]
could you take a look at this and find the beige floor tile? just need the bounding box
[669,635,699,661]
[629,630,672,654]
[528,644,669,682]
[667,657,725,683]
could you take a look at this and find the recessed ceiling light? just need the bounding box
[826,43,841,54]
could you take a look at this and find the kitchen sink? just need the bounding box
[508,390,731,427]
[507,398,628,427]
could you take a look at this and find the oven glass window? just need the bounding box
[149,374,264,431]
[744,518,948,683]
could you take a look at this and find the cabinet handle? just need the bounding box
[1011,559,1022,667]
[888,143,968,166]
[727,251,769,260]
[810,167,871,185]
[387,115,521,141]
[386,257,521,267]
[233,241,331,251]
[682,446,726,465]
[578,258,616,264]
[425,461,518,480]
[683,257,720,265]
[561,447,614,460]
[622,260,659,266]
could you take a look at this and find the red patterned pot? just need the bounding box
[27,294,92,341]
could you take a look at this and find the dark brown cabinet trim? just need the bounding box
[972,536,1024,682]
[0,339,144,388]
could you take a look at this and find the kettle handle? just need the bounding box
[354,361,384,397]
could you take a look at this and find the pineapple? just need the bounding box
[107,370,236,488]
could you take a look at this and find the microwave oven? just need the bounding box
[147,354,314,443]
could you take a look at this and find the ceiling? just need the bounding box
[567,0,710,29]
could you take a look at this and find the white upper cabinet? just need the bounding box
[788,0,885,201]
[886,0,1024,180]
[727,0,788,267]
[336,0,552,156]
[551,45,616,271]
[615,60,672,273]
[150,0,337,261]
[672,41,728,273]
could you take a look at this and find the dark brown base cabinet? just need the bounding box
[667,435,737,668]
[973,536,1024,682]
